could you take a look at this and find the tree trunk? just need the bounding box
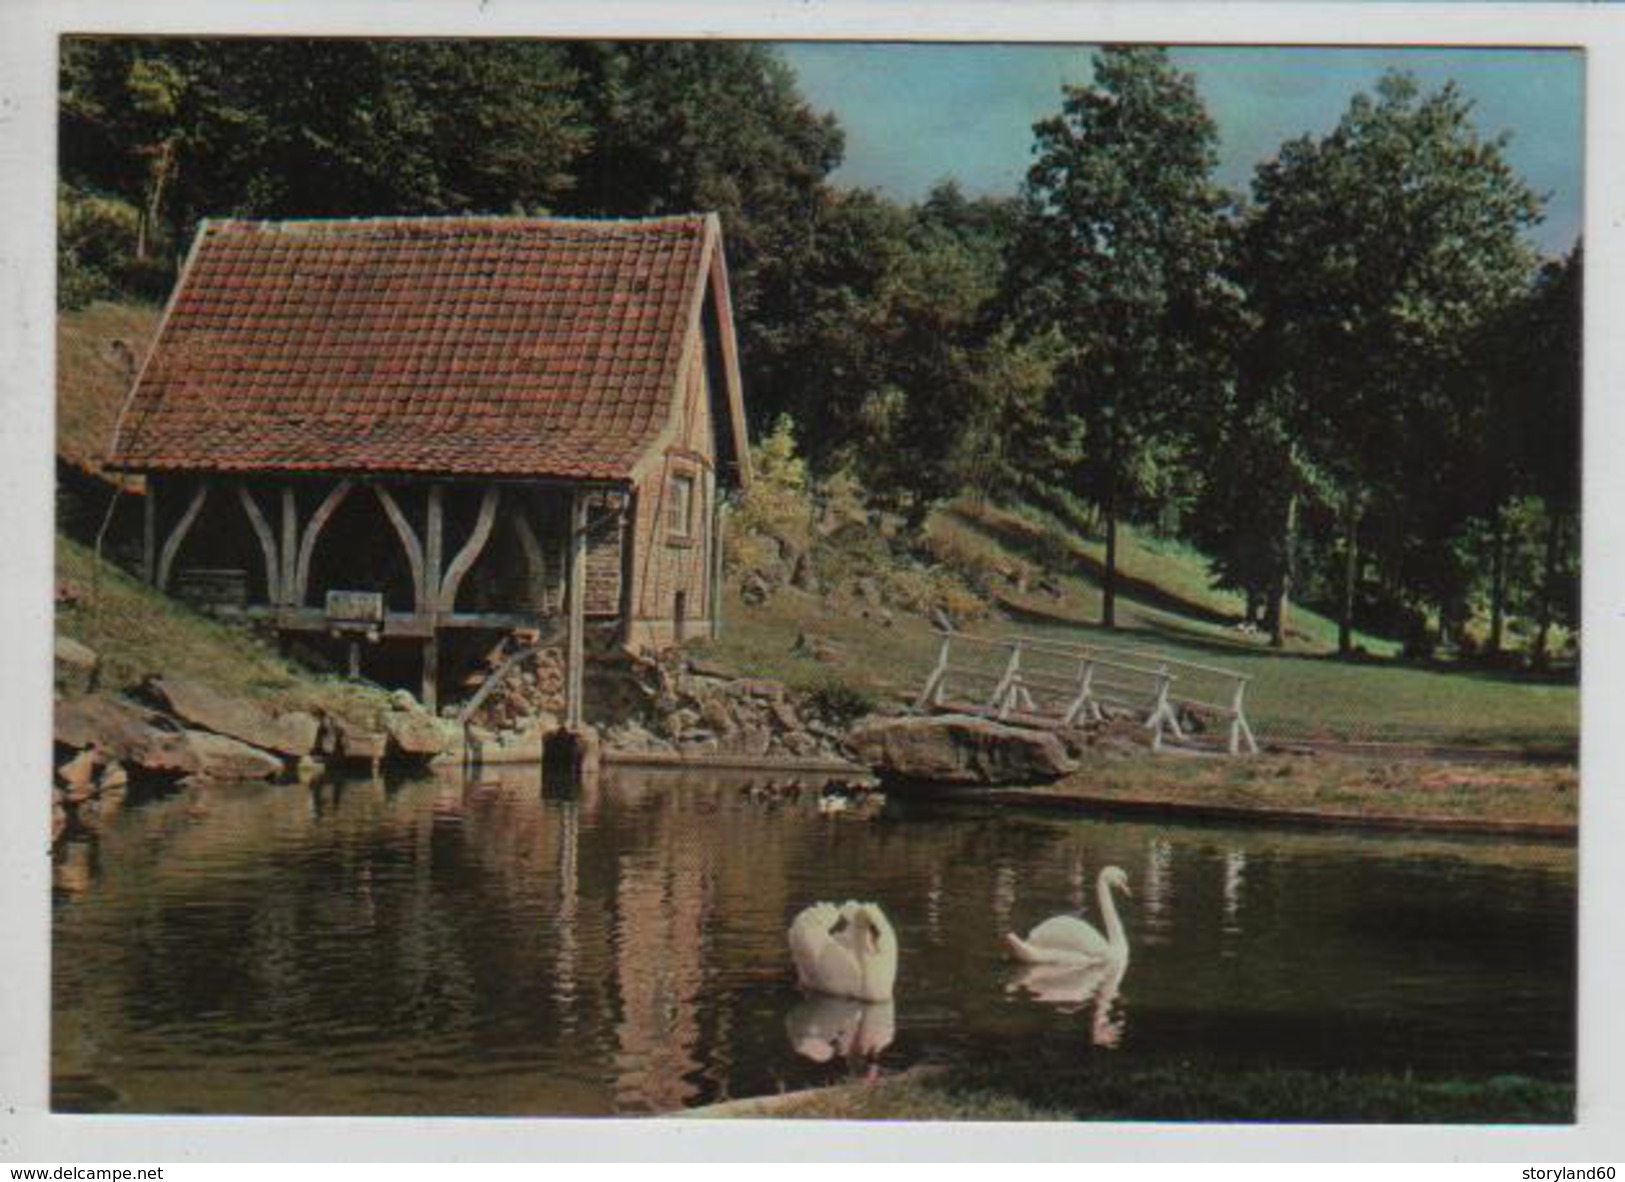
[1269,491,1297,649]
[1488,501,1507,656]
[1101,465,1118,631]
[1533,508,1565,669]
[136,138,176,262]
[1338,490,1359,658]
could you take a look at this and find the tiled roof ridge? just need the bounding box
[207,212,716,236]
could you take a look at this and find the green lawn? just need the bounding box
[705,579,1577,752]
[709,1061,1572,1123]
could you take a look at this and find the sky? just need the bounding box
[776,43,1583,257]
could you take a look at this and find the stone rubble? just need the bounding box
[597,649,850,765]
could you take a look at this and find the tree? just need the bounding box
[856,184,1029,525]
[1006,47,1235,628]
[1510,247,1582,664]
[1242,73,1542,655]
[59,39,590,303]
[559,43,846,439]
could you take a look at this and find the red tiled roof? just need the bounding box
[109,215,718,480]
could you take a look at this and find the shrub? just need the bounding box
[58,184,142,309]
[799,673,878,725]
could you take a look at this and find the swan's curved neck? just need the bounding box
[1097,873,1127,957]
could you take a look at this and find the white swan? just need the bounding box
[1005,866,1131,966]
[788,900,898,1002]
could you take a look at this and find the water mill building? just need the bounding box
[107,213,753,720]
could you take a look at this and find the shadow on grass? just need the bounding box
[1006,602,1577,691]
[946,506,1240,630]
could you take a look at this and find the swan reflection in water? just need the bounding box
[1006,956,1127,1048]
[786,995,897,1079]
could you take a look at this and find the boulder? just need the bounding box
[768,698,802,733]
[847,713,1077,787]
[685,656,733,679]
[384,710,446,760]
[55,748,102,800]
[54,694,200,781]
[605,719,663,753]
[663,707,700,739]
[184,730,285,781]
[739,725,772,758]
[741,571,772,606]
[735,678,786,702]
[783,731,820,759]
[699,695,737,737]
[329,715,387,764]
[144,676,318,758]
[54,636,99,696]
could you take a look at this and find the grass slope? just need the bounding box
[57,299,162,479]
[705,511,1577,751]
[931,500,1398,656]
[56,533,383,720]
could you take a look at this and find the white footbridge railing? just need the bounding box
[913,631,1259,755]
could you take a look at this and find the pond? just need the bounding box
[52,764,1576,1116]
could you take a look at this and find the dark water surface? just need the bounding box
[52,765,1576,1115]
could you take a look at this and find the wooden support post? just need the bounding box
[237,483,280,607]
[279,485,298,607]
[915,633,952,712]
[421,637,439,715]
[437,486,499,611]
[990,642,1023,720]
[711,496,727,639]
[1229,680,1259,756]
[566,490,589,730]
[292,479,355,606]
[374,485,425,611]
[156,479,211,592]
[1063,657,1098,726]
[141,475,158,585]
[1145,666,1182,751]
[420,484,448,715]
[426,484,445,600]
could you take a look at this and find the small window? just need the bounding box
[666,473,696,538]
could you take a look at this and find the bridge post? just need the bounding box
[915,633,952,712]
[1063,656,1098,725]
[1146,664,1183,750]
[1229,679,1259,755]
[991,641,1023,720]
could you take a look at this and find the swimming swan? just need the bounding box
[1005,866,1131,966]
[788,900,898,1003]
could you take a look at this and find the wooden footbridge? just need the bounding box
[914,631,1259,755]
